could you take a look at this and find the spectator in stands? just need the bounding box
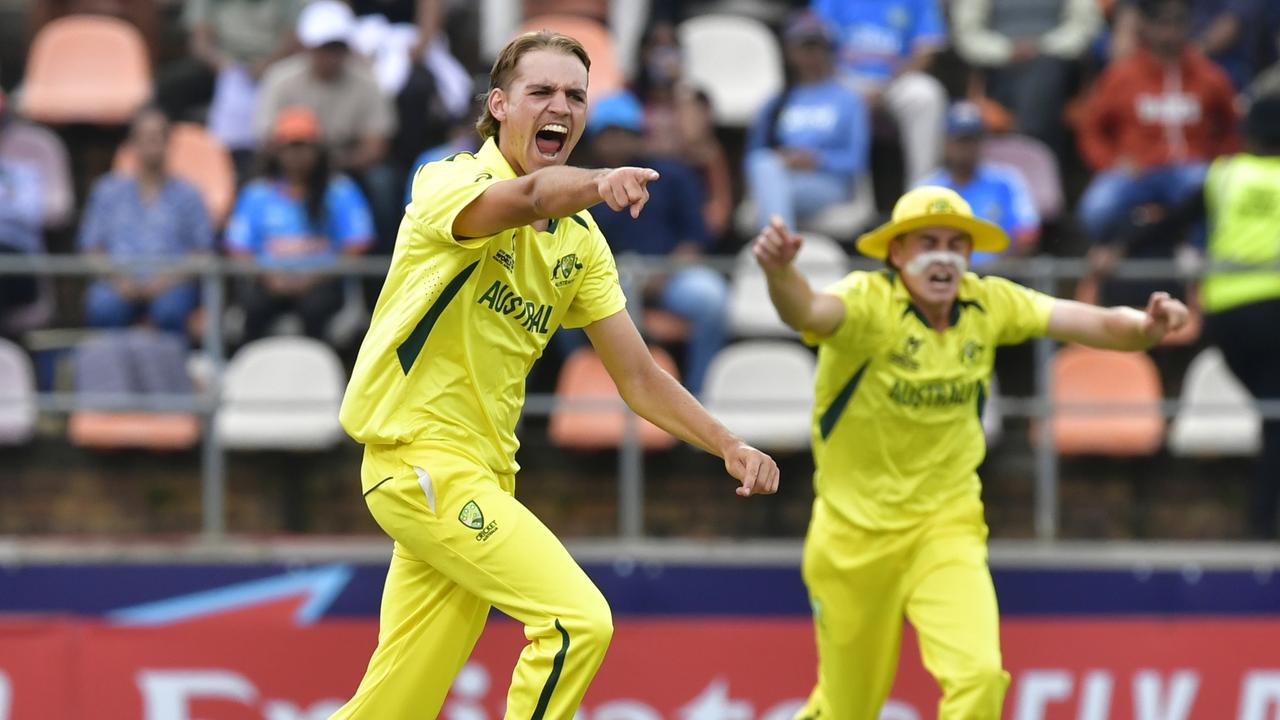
[580,92,727,395]
[78,108,211,336]
[255,0,400,254]
[227,107,375,343]
[155,0,302,166]
[1077,0,1237,252]
[0,89,43,330]
[745,12,870,233]
[633,20,734,238]
[347,0,472,179]
[1124,96,1280,539]
[813,0,948,185]
[951,0,1102,154]
[918,101,1041,266]
[1111,0,1269,90]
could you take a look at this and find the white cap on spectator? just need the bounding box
[298,0,356,49]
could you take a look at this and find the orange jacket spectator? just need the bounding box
[1079,46,1237,172]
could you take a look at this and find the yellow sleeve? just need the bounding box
[801,271,874,347]
[984,275,1057,346]
[405,157,503,250]
[561,218,627,329]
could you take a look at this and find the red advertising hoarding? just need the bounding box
[0,618,1278,719]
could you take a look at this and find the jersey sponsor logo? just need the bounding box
[552,253,584,287]
[888,336,922,370]
[459,500,484,530]
[887,378,982,409]
[476,280,554,334]
[474,172,493,183]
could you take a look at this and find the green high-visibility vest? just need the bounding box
[1202,153,1280,313]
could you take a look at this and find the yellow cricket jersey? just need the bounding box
[803,270,1055,530]
[339,138,626,488]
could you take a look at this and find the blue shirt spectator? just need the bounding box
[79,176,213,264]
[226,174,374,268]
[747,79,870,177]
[917,163,1040,266]
[0,159,44,255]
[920,101,1042,267]
[78,108,212,336]
[810,1,948,184]
[813,0,946,84]
[745,13,871,232]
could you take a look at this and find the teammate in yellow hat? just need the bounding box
[333,30,779,720]
[755,186,1189,719]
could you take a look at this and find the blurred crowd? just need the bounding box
[2,0,1280,534]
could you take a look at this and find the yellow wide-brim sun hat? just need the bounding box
[855,186,1010,260]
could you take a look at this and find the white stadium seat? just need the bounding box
[728,233,850,337]
[1168,347,1261,457]
[0,338,37,445]
[215,337,347,451]
[677,14,783,127]
[704,341,815,451]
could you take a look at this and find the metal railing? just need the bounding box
[1,253,1276,542]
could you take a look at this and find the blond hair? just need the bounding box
[476,31,591,140]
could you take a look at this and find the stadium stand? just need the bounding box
[549,346,678,451]
[0,338,37,446]
[676,14,783,127]
[1169,346,1263,458]
[1050,344,1165,457]
[703,340,815,452]
[215,336,347,451]
[19,15,151,125]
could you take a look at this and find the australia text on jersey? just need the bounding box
[477,280,554,334]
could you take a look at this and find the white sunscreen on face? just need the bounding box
[903,250,968,277]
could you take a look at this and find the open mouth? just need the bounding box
[926,268,955,292]
[535,123,568,158]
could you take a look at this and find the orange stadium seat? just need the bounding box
[549,346,678,450]
[20,16,151,124]
[114,122,236,226]
[516,15,623,102]
[1050,345,1165,456]
[68,412,200,450]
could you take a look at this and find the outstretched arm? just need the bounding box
[754,216,846,337]
[584,310,780,498]
[453,166,660,239]
[1047,292,1189,350]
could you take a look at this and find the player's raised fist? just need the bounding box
[753,215,804,274]
[1142,291,1190,342]
[597,166,661,218]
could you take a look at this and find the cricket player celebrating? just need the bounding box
[755,186,1187,719]
[332,30,780,719]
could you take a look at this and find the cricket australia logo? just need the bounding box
[458,500,484,530]
[552,253,583,287]
[459,499,500,541]
[961,339,985,367]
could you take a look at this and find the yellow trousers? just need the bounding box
[794,495,1009,720]
[332,447,613,719]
